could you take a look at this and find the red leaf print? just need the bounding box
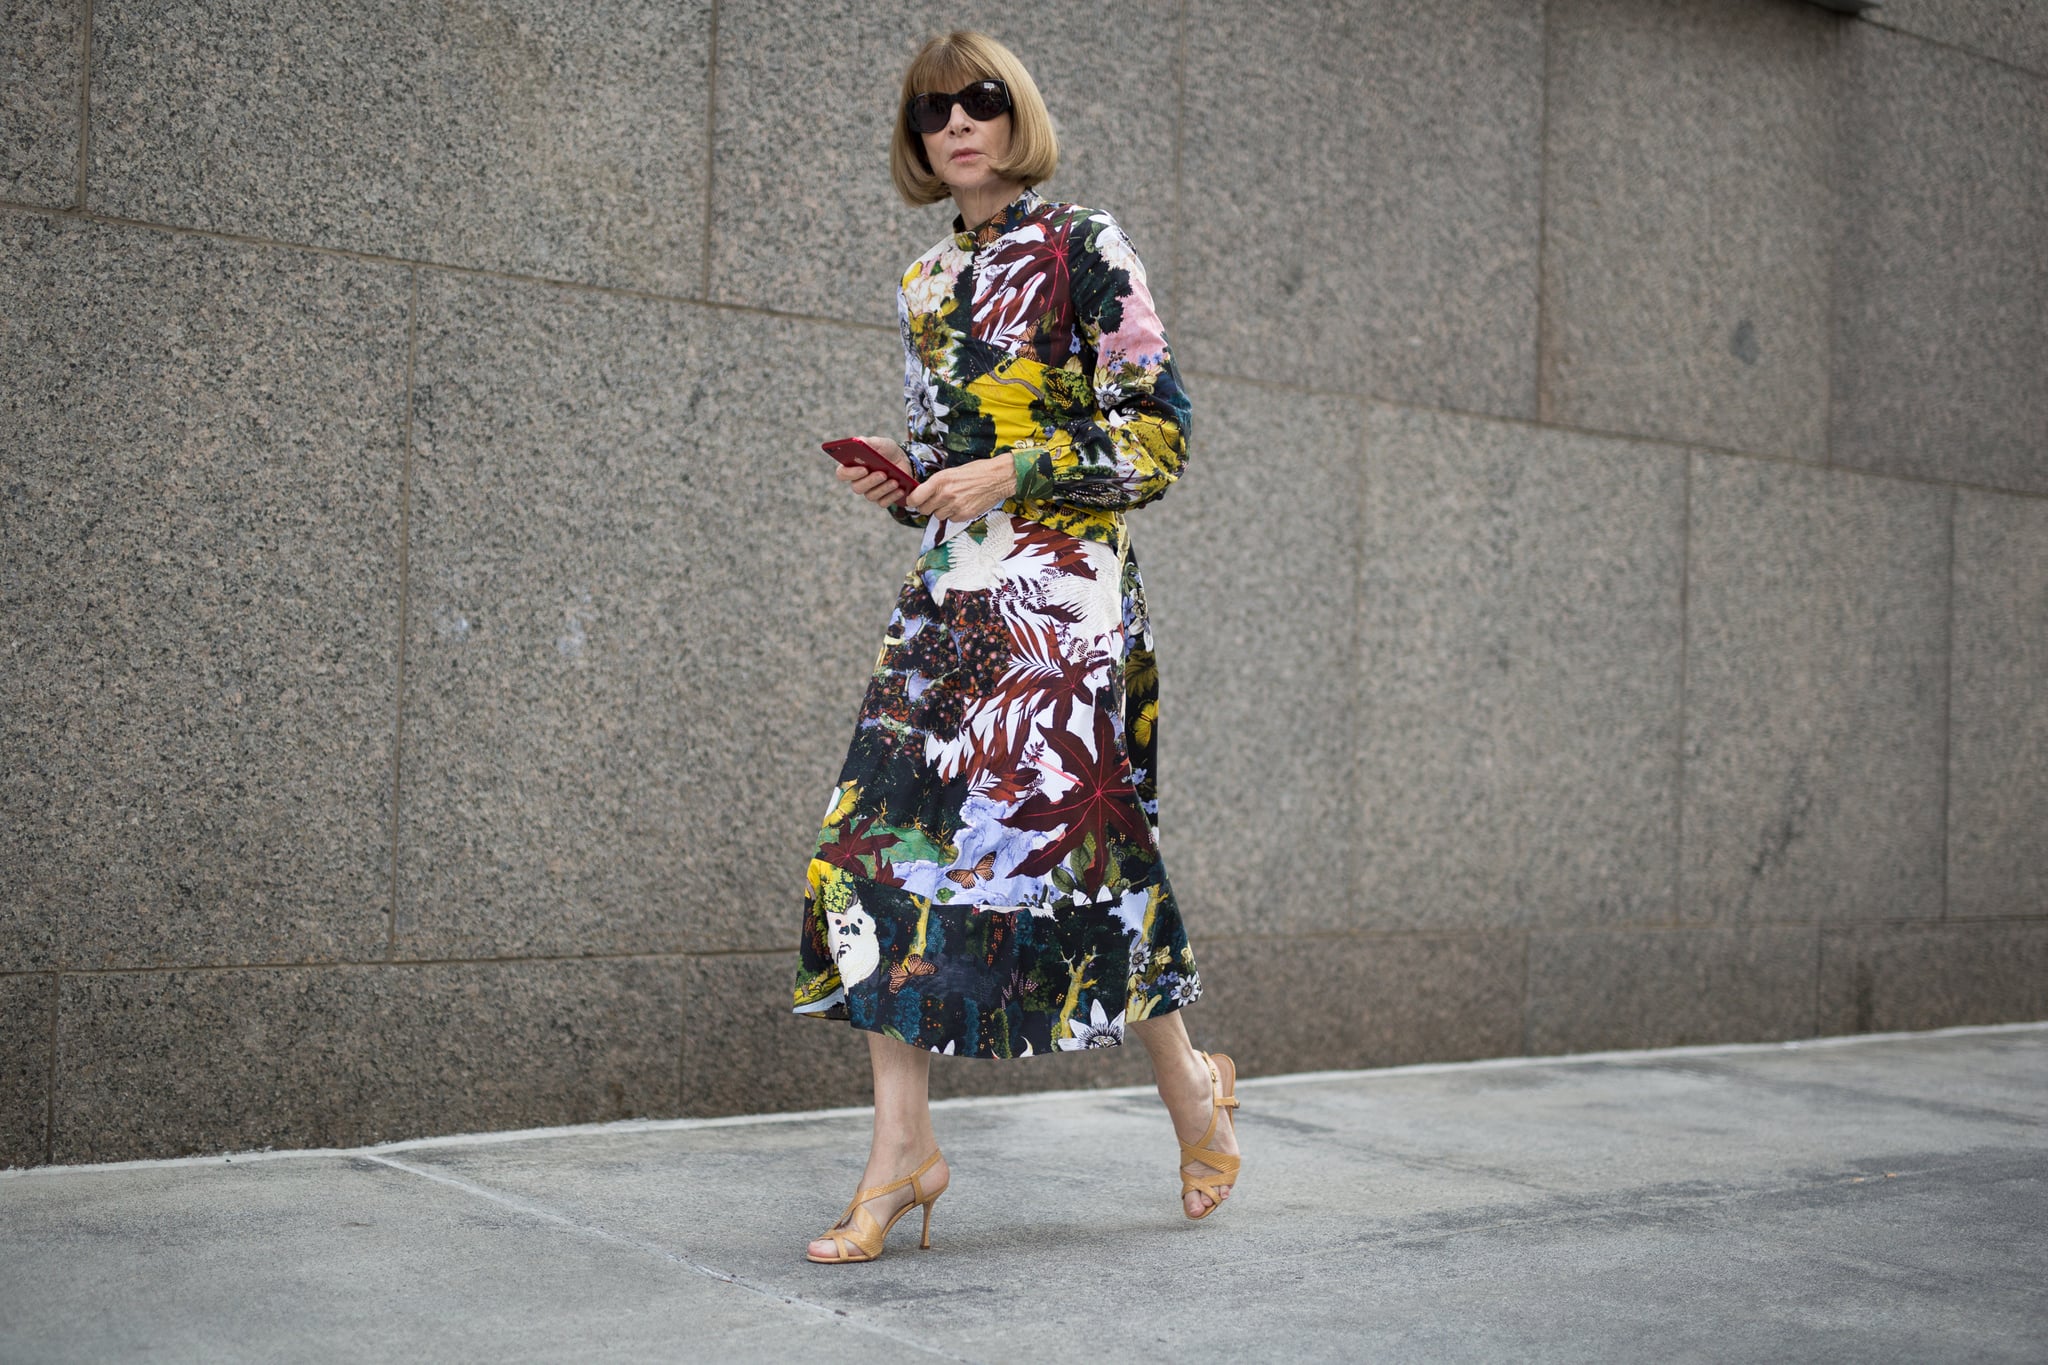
[974,221,1073,352]
[1002,704,1151,893]
[821,813,895,876]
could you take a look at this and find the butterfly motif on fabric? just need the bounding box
[945,852,998,888]
[888,954,939,992]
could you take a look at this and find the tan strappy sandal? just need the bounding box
[805,1147,947,1263]
[1179,1050,1241,1220]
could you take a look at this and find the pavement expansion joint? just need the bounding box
[360,1154,976,1363]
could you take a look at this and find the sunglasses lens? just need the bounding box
[961,82,1008,120]
[907,81,1009,136]
[907,94,947,134]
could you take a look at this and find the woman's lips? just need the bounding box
[951,150,979,160]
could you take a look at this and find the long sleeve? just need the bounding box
[1008,212,1191,512]
[889,284,941,530]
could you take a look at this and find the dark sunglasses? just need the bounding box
[904,78,1011,135]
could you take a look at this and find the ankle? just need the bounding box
[867,1133,940,1168]
[1154,1048,1209,1097]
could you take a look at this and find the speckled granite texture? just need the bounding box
[85,0,712,293]
[0,0,83,207]
[3,0,2042,1166]
[1541,0,1837,462]
[1,214,409,974]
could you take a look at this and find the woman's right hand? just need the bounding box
[834,436,914,508]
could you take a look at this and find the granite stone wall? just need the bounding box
[3,0,2043,1167]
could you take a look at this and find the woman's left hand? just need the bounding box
[904,457,1018,522]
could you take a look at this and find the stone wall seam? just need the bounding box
[1674,450,1693,922]
[73,0,92,209]
[700,0,719,302]
[43,970,59,1166]
[1939,485,1957,921]
[1533,0,1554,424]
[1173,384,2048,507]
[0,201,906,337]
[389,267,421,960]
[1348,393,1371,945]
[1864,18,2048,82]
[1168,0,1186,330]
[1820,9,1843,471]
[48,951,716,977]
[1518,929,1533,1055]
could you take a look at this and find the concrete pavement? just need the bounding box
[3,1022,2045,1363]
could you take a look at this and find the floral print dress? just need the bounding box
[791,183,1200,1058]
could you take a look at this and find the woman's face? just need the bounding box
[918,85,1013,195]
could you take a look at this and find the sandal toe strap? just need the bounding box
[1179,1141,1241,1192]
[822,1228,871,1260]
[818,1200,884,1258]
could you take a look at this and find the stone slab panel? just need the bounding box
[1140,380,1365,935]
[1185,932,1526,1077]
[1819,921,2048,1034]
[0,1156,903,1362]
[398,272,911,958]
[1526,924,1818,1055]
[1681,456,1948,922]
[0,212,407,972]
[0,0,81,206]
[1357,405,1686,931]
[1177,0,1542,416]
[709,0,1180,328]
[1948,491,2048,920]
[1866,0,2048,76]
[51,958,682,1164]
[0,974,53,1169]
[684,951,877,1117]
[1541,0,1836,462]
[86,0,711,293]
[1828,24,2048,493]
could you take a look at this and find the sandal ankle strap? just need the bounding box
[846,1147,945,1208]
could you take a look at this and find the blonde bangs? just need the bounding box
[890,30,1059,208]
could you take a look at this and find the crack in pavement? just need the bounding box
[362,1154,980,1365]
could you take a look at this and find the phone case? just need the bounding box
[822,437,920,496]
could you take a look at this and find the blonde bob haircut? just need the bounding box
[890,30,1059,207]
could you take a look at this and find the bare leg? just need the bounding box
[1128,1008,1239,1216]
[807,1031,950,1258]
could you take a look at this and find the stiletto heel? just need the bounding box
[1178,1050,1241,1220]
[806,1147,947,1263]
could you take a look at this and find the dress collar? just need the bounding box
[950,184,1043,249]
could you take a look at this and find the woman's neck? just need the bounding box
[953,178,1024,233]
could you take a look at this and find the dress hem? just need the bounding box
[787,981,1203,1060]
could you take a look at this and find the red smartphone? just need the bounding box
[822,437,920,497]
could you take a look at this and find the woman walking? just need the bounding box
[792,29,1241,1263]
